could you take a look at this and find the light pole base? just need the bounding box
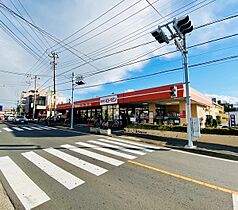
[184,145,197,149]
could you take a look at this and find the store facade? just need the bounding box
[56,83,212,128]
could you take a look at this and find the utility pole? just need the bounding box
[70,73,85,129]
[70,72,75,129]
[151,15,195,148]
[32,75,40,120]
[183,36,193,147]
[49,52,58,123]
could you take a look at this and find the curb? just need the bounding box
[0,181,14,210]
[112,134,238,162]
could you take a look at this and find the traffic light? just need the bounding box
[170,86,177,98]
[151,27,169,44]
[173,15,193,37]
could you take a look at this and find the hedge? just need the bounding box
[126,124,238,136]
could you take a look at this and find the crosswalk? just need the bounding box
[0,125,58,133]
[0,137,161,210]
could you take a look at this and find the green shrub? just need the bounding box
[126,124,238,136]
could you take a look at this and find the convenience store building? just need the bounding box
[56,83,212,128]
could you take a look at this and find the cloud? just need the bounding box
[206,94,238,104]
[0,0,237,108]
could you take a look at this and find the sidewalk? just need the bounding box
[65,125,238,161]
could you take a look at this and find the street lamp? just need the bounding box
[70,72,85,129]
[151,15,195,148]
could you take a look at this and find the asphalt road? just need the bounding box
[0,121,237,210]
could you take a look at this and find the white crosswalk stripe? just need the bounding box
[40,126,52,130]
[11,127,24,131]
[44,148,108,176]
[22,151,85,190]
[61,144,124,166]
[21,126,34,131]
[97,139,146,155]
[2,127,13,132]
[30,126,43,130]
[44,126,58,130]
[0,156,50,209]
[105,136,162,150]
[87,140,139,159]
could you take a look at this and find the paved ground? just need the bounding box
[0,122,237,210]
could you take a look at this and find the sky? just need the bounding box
[0,0,238,109]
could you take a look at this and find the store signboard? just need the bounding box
[100,95,118,105]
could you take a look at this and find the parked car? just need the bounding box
[217,124,229,128]
[7,115,15,122]
[13,116,28,124]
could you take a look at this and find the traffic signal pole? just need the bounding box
[183,36,193,147]
[151,15,195,148]
[70,72,74,129]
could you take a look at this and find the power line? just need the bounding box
[16,0,51,48]
[56,10,237,78]
[50,0,126,50]
[82,0,212,59]
[0,69,51,77]
[58,53,238,92]
[57,0,161,53]
[43,31,238,91]
[55,0,214,76]
[145,0,163,17]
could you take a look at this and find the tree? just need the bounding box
[205,115,213,127]
[216,116,221,125]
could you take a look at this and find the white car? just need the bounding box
[7,115,15,122]
[217,123,229,128]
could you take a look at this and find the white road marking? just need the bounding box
[61,144,124,166]
[44,126,57,130]
[233,194,238,210]
[0,156,50,209]
[172,149,238,164]
[98,138,148,155]
[2,127,13,132]
[105,136,162,150]
[21,126,33,131]
[85,141,137,160]
[44,148,107,176]
[22,151,84,190]
[88,140,142,159]
[30,126,43,130]
[38,126,52,130]
[0,130,1,132]
[11,127,24,131]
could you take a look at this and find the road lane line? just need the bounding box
[30,126,43,130]
[128,160,238,195]
[0,156,50,209]
[2,128,13,132]
[233,194,238,210]
[84,141,137,160]
[22,151,84,190]
[61,144,124,166]
[44,148,108,176]
[88,140,138,159]
[97,138,147,155]
[21,126,33,131]
[11,127,24,131]
[106,136,162,150]
[172,149,238,163]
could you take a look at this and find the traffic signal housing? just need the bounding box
[170,86,177,98]
[173,15,193,37]
[151,27,169,44]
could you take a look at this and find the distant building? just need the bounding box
[19,89,66,119]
